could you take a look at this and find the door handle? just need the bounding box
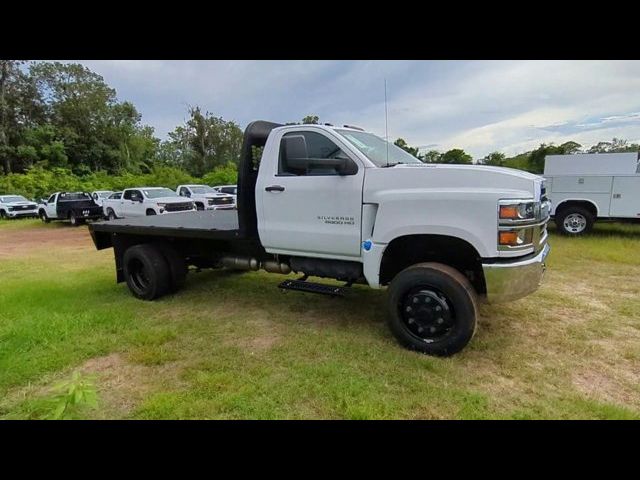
[265,185,285,192]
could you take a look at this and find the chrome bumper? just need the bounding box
[482,243,550,304]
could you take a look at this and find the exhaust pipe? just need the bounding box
[220,256,291,274]
[221,256,259,271]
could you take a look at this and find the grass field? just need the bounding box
[1,217,639,419]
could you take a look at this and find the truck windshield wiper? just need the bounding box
[380,162,405,168]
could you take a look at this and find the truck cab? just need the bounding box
[176,184,236,210]
[90,121,550,356]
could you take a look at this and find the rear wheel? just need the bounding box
[155,242,188,292]
[123,244,171,300]
[387,262,478,356]
[69,212,83,226]
[556,206,594,236]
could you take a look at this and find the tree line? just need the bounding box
[1,60,638,199]
[393,137,639,173]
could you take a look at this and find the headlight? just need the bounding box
[499,201,537,221]
[498,228,534,247]
[157,203,167,208]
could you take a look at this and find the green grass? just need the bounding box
[1,218,639,419]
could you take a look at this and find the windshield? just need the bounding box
[143,188,177,199]
[190,186,216,194]
[1,196,29,203]
[336,129,423,167]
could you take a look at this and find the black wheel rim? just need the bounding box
[129,258,150,292]
[399,287,455,343]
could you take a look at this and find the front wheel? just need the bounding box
[387,263,478,356]
[39,210,50,223]
[107,209,117,221]
[556,206,594,236]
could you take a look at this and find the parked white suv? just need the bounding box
[176,184,235,210]
[105,187,196,219]
[0,195,38,219]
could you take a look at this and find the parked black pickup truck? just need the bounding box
[38,192,104,226]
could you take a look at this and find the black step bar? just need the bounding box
[278,278,345,297]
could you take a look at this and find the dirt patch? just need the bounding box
[78,353,185,418]
[572,366,640,409]
[222,311,283,354]
[0,224,92,258]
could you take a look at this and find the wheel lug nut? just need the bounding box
[437,318,444,324]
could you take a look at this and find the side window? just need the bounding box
[124,190,141,201]
[48,194,57,203]
[180,187,189,197]
[278,131,348,176]
[123,190,132,200]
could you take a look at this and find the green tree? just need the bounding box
[29,61,156,174]
[393,138,420,158]
[164,106,243,176]
[439,148,472,164]
[0,60,45,174]
[587,137,638,153]
[422,150,441,163]
[482,151,506,166]
[302,115,319,125]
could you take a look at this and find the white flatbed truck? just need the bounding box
[90,121,550,356]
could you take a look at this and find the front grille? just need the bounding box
[15,205,36,211]
[165,202,194,212]
[210,197,233,206]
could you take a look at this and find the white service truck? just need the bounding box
[103,187,196,220]
[544,152,640,235]
[0,195,38,219]
[176,184,236,210]
[90,121,550,356]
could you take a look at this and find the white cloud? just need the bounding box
[64,60,640,158]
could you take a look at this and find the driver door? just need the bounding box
[259,129,365,259]
[46,194,58,218]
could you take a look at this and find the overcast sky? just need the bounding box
[74,60,640,159]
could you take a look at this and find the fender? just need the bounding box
[552,198,599,216]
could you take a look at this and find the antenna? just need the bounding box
[384,79,389,166]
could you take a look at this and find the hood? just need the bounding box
[204,193,233,199]
[4,200,37,207]
[152,196,193,204]
[364,163,544,201]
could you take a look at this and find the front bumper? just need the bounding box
[482,243,550,303]
[7,210,38,218]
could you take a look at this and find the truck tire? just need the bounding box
[107,209,117,221]
[69,211,82,226]
[123,244,172,300]
[0,210,6,219]
[556,206,594,236]
[39,210,50,223]
[195,202,204,211]
[387,262,478,357]
[155,242,188,292]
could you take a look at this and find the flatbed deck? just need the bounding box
[90,210,242,241]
